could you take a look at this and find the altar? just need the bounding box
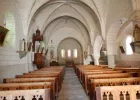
[65,59,74,67]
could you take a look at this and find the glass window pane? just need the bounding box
[73,49,78,58]
[126,36,133,55]
[68,49,71,57]
[61,49,65,58]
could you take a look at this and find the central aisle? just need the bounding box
[58,67,89,100]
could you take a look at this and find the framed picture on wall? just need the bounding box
[0,26,9,46]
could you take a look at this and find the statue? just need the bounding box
[84,51,88,59]
[50,49,54,59]
[133,24,140,41]
[50,40,54,59]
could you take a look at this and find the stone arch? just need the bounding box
[93,35,103,65]
[94,35,103,57]
[4,12,16,47]
[57,37,83,65]
[43,16,91,46]
[107,18,129,55]
[27,0,102,46]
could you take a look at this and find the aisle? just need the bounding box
[58,67,89,100]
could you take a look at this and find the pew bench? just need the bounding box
[84,73,133,94]
[0,82,54,100]
[0,89,50,100]
[95,85,140,100]
[80,69,114,79]
[28,68,65,83]
[31,70,65,81]
[16,73,62,91]
[75,65,105,77]
[89,77,140,100]
[80,70,123,83]
[3,77,59,97]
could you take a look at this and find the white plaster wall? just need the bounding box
[57,38,83,65]
[46,27,85,65]
[84,56,92,65]
[0,1,30,82]
[106,0,133,57]
[0,64,28,83]
[115,21,140,67]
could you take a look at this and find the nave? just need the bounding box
[58,67,89,100]
[1,65,140,100]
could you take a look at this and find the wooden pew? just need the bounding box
[84,73,133,94]
[1,66,65,100]
[114,67,140,71]
[78,68,110,81]
[30,67,65,82]
[0,89,50,100]
[114,68,140,76]
[80,68,114,79]
[89,77,140,100]
[15,73,62,91]
[3,77,59,98]
[75,65,105,77]
[75,65,112,80]
[95,85,140,100]
[80,70,123,83]
[0,82,55,100]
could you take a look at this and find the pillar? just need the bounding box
[94,55,99,65]
[94,58,99,65]
[107,55,116,68]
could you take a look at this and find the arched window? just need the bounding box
[4,12,16,47]
[67,49,71,57]
[73,49,78,58]
[61,49,65,58]
[126,36,133,55]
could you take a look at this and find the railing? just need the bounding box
[96,85,140,100]
[0,89,50,100]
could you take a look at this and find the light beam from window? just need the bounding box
[126,36,133,55]
[68,49,71,57]
[73,49,78,58]
[61,49,65,58]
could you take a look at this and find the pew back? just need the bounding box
[96,85,140,100]
[0,89,50,100]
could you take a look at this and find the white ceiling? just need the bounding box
[1,0,139,50]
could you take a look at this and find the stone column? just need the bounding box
[94,55,100,65]
[107,55,116,68]
[94,58,99,65]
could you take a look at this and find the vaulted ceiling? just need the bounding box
[1,0,139,51]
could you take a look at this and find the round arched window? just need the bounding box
[126,36,133,55]
[67,49,71,58]
[73,49,78,58]
[61,49,65,58]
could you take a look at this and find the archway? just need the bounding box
[57,38,83,66]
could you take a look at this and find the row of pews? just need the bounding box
[0,66,65,100]
[74,65,140,100]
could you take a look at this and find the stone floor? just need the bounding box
[58,67,89,100]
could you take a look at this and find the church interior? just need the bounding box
[0,0,140,100]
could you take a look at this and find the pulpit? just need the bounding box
[34,53,45,69]
[32,29,45,69]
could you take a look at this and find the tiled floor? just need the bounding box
[58,67,89,100]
